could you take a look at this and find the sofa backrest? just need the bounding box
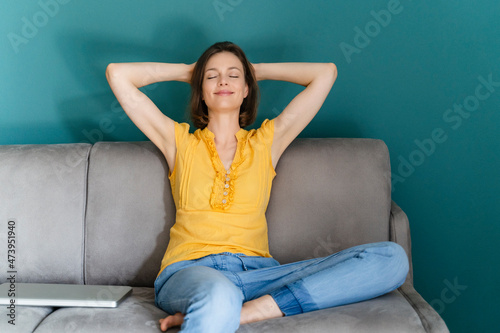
[0,138,392,287]
[0,143,91,284]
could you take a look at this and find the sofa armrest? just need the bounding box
[398,284,450,333]
[389,200,413,285]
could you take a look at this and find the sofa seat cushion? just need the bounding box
[12,287,428,332]
[238,289,426,333]
[31,287,166,332]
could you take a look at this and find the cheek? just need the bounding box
[204,79,217,90]
[201,83,211,99]
[237,81,247,93]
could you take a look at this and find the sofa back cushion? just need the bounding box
[0,144,91,284]
[267,138,392,264]
[84,142,174,287]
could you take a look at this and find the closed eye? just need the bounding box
[206,75,238,79]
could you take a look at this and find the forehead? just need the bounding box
[205,52,244,72]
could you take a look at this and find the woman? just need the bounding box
[106,41,409,332]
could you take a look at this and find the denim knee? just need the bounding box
[390,242,410,287]
[185,277,242,331]
[377,241,410,289]
[158,266,243,333]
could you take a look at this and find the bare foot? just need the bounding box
[159,312,185,332]
[240,294,285,325]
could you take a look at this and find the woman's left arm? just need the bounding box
[253,62,337,159]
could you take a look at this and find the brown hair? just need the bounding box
[189,41,259,129]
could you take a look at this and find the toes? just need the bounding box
[159,317,170,331]
[158,313,184,331]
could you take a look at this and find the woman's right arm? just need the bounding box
[105,62,194,160]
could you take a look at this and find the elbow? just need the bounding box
[327,62,337,79]
[105,63,120,82]
[325,63,337,85]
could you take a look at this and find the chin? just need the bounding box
[207,103,243,113]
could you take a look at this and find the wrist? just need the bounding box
[252,63,263,81]
[180,63,192,83]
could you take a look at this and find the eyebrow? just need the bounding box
[205,66,242,73]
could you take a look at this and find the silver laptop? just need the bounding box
[0,283,132,308]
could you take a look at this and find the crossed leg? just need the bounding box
[157,241,409,331]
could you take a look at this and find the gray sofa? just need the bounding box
[0,137,449,332]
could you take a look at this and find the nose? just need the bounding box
[217,76,228,86]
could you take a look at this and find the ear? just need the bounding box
[244,83,249,98]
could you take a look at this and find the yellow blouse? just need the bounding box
[157,118,277,277]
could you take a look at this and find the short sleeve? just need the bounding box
[255,118,275,147]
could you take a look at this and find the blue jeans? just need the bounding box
[154,241,409,333]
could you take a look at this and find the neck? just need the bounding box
[207,110,241,145]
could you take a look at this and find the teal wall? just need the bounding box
[2,1,499,331]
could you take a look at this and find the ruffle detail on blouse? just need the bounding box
[200,127,248,211]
